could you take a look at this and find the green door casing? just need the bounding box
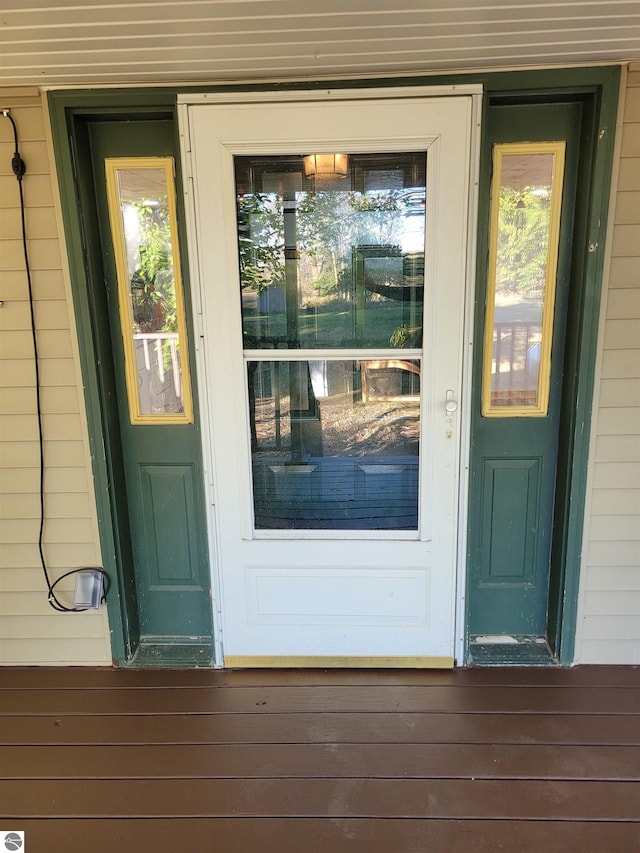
[48,68,618,668]
[87,118,213,661]
[466,100,583,663]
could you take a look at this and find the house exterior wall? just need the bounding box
[575,65,640,664]
[0,87,111,665]
[0,69,638,667]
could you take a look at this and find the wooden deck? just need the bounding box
[0,666,638,851]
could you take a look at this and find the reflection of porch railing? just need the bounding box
[134,332,182,400]
[359,359,420,403]
[492,321,541,397]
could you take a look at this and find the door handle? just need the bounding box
[445,390,458,416]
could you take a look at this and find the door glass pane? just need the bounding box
[105,157,193,423]
[249,359,420,530]
[237,152,426,533]
[483,142,565,416]
[236,153,426,350]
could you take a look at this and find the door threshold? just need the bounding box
[125,641,214,668]
[224,654,455,669]
[467,635,557,666]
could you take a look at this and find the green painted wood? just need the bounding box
[128,642,214,668]
[480,458,540,584]
[137,464,211,634]
[84,118,213,646]
[47,65,621,667]
[467,99,591,647]
[550,69,622,664]
[47,107,157,662]
[47,64,620,107]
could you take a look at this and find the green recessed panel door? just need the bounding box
[88,118,213,649]
[467,101,582,649]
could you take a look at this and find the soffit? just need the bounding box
[1,0,639,88]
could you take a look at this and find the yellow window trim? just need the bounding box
[482,141,566,418]
[104,156,194,425]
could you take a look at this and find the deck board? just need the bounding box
[14,818,640,853]
[1,664,637,688]
[1,685,638,714]
[2,743,637,780]
[0,666,637,850]
[3,712,638,746]
[3,778,640,819]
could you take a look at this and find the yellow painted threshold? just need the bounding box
[224,655,454,669]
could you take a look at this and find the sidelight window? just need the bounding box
[482,142,565,417]
[105,157,193,423]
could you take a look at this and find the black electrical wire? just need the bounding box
[2,109,109,612]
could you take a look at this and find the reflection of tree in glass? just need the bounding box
[296,191,349,296]
[237,193,285,293]
[297,190,409,297]
[496,187,552,296]
[238,189,413,298]
[349,190,408,244]
[129,198,177,332]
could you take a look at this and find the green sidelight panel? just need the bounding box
[467,100,582,647]
[88,118,214,655]
[480,458,540,584]
[140,465,199,584]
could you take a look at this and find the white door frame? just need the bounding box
[177,85,482,667]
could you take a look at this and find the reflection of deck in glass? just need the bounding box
[253,456,419,530]
[491,321,542,407]
[249,358,420,530]
[134,332,183,414]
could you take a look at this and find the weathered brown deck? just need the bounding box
[0,666,638,851]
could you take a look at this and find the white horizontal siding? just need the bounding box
[586,565,640,590]
[595,434,640,462]
[576,64,640,665]
[582,590,640,615]
[579,638,640,663]
[590,488,640,515]
[597,377,640,406]
[0,1,638,86]
[1,638,111,664]
[0,88,111,666]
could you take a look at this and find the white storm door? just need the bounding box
[181,89,477,666]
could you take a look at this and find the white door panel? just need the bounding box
[182,91,477,666]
